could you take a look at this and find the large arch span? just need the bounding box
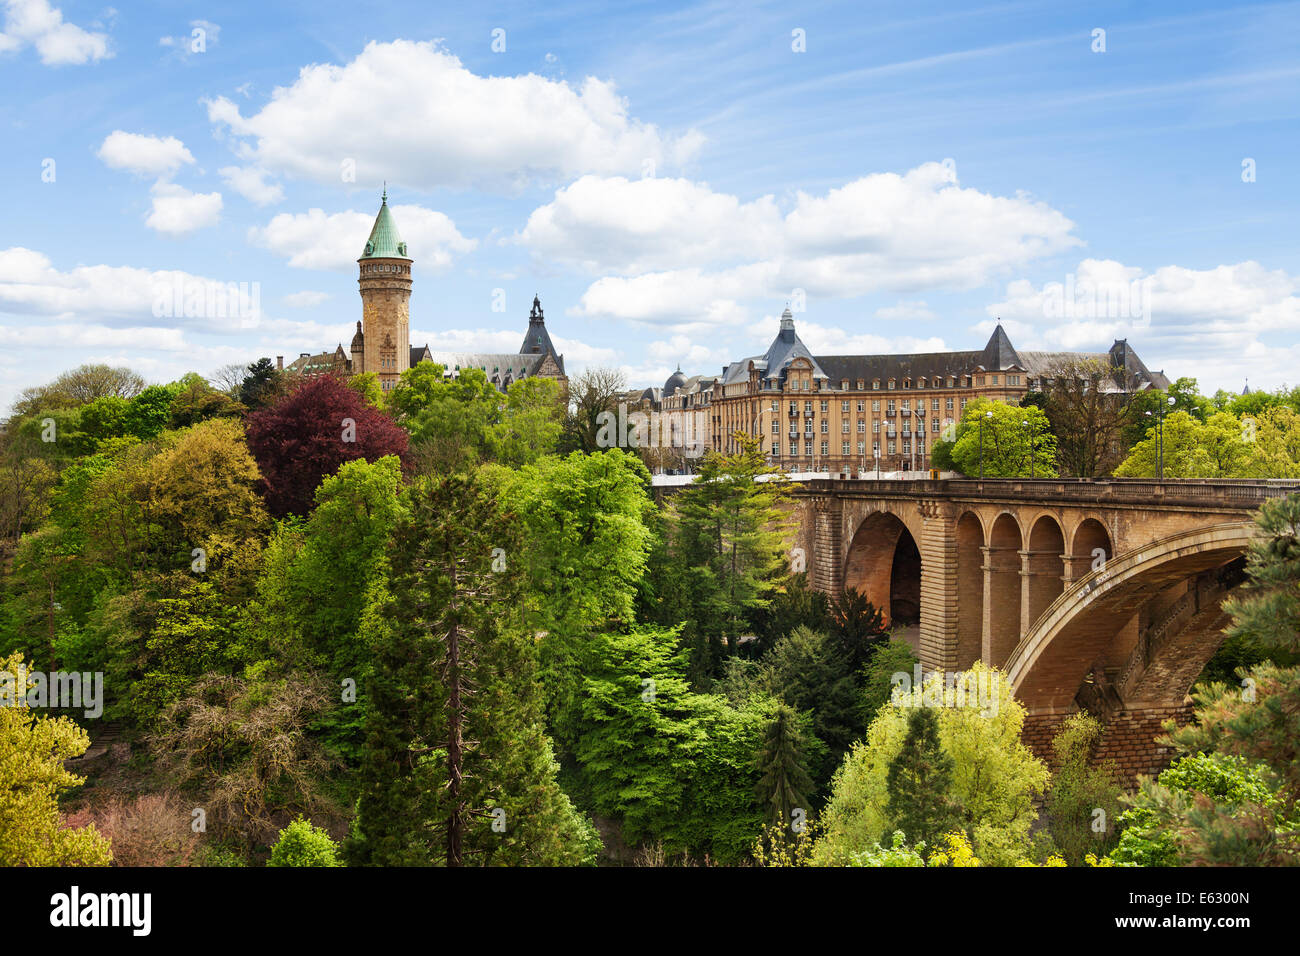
[1005,521,1257,712]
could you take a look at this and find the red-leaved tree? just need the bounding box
[245,374,408,516]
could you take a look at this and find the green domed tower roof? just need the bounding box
[358,188,411,261]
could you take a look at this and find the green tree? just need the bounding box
[755,703,815,834]
[490,376,564,467]
[347,473,598,866]
[814,662,1049,866]
[669,432,795,683]
[268,816,343,867]
[885,706,959,846]
[1043,713,1122,865]
[1109,753,1287,867]
[490,449,654,751]
[949,399,1057,478]
[387,362,500,473]
[0,652,112,865]
[239,358,283,411]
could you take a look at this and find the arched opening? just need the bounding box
[986,513,1023,668]
[1026,515,1066,632]
[955,512,984,669]
[1071,518,1113,582]
[843,511,923,649]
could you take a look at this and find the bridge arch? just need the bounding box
[1069,517,1113,582]
[1026,514,1067,634]
[955,511,984,669]
[843,509,923,639]
[1006,521,1256,712]
[985,512,1023,667]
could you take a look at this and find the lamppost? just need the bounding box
[979,409,993,479]
[1022,419,1034,478]
[1144,396,1177,480]
[874,446,880,480]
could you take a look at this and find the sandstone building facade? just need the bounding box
[653,308,1168,475]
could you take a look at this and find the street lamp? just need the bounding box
[979,410,993,479]
[874,446,880,480]
[1144,396,1177,480]
[1022,419,1034,478]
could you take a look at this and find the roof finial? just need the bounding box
[382,182,387,203]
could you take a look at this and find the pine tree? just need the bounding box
[346,472,599,866]
[885,706,958,847]
[1155,494,1300,863]
[671,431,795,684]
[755,703,815,835]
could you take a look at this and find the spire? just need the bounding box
[779,306,795,332]
[520,294,564,374]
[980,321,1022,371]
[359,189,410,261]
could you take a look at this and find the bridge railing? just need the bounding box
[795,477,1300,508]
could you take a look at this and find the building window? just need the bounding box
[872,400,880,412]
[842,421,850,433]
[820,441,829,455]
[887,400,896,412]
[772,445,779,457]
[821,420,828,433]
[931,398,940,410]
[872,421,879,433]
[991,375,999,385]
[804,442,812,456]
[820,400,829,412]
[888,379,895,390]
[870,380,877,390]
[932,418,939,432]
[857,400,865,412]
[946,397,954,410]
[842,441,850,455]
[888,440,896,455]
[841,400,850,412]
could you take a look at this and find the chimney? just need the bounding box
[276,356,283,370]
[300,352,309,359]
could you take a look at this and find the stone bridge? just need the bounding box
[788,477,1299,779]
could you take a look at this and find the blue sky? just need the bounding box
[2,0,1298,411]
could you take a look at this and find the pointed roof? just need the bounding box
[979,323,1023,371]
[359,188,411,261]
[1242,378,1252,396]
[723,308,828,386]
[520,294,564,374]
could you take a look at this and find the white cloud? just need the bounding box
[97,131,194,178]
[146,183,223,235]
[283,290,330,308]
[249,204,475,271]
[205,39,702,192]
[874,300,938,323]
[516,175,781,273]
[219,165,284,205]
[749,313,949,356]
[0,246,253,331]
[545,163,1079,326]
[984,258,1300,394]
[0,0,111,65]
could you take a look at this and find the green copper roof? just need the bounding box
[358,189,411,261]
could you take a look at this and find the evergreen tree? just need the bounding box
[238,358,281,411]
[346,473,598,866]
[885,706,958,847]
[755,703,814,835]
[670,432,795,684]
